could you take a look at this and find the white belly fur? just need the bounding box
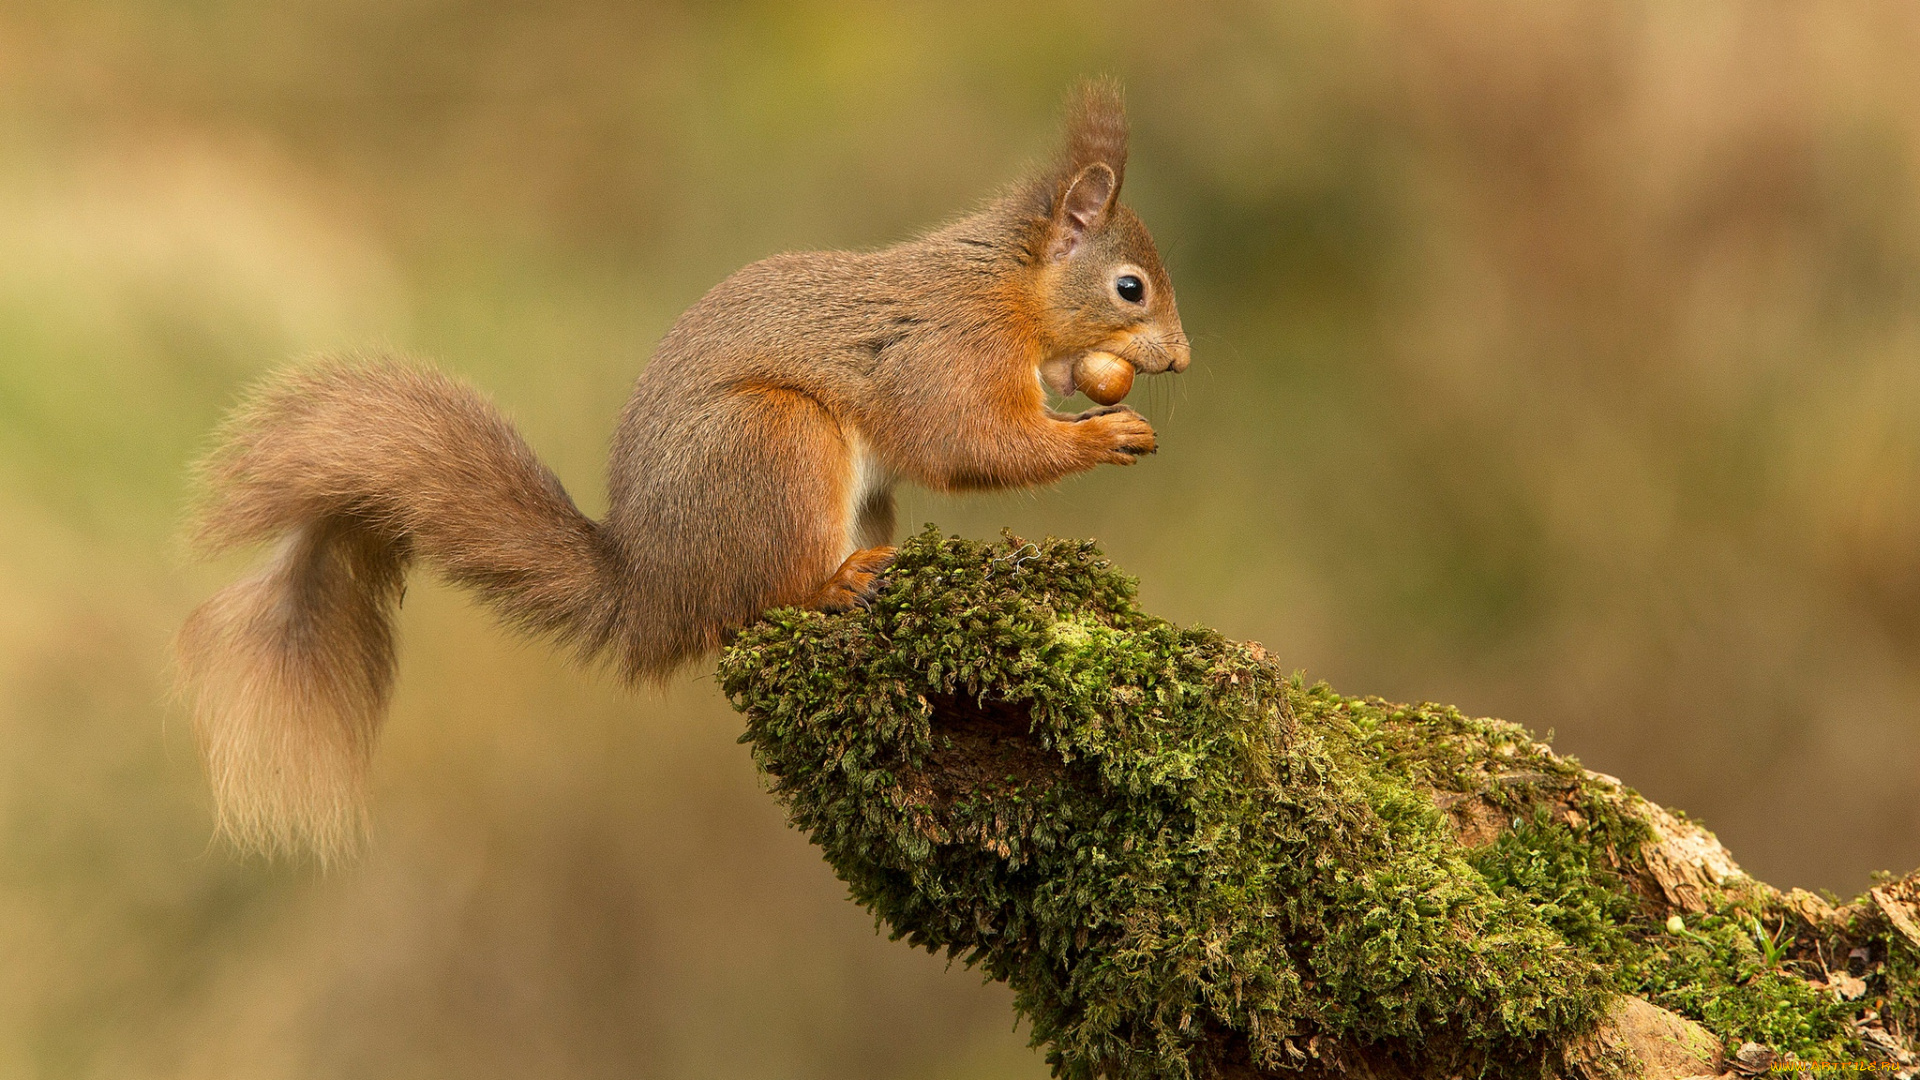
[842,431,894,560]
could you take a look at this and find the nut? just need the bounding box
[1073,351,1135,406]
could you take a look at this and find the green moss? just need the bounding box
[1882,924,1920,1042]
[718,529,1917,1077]
[1466,808,1640,971]
[1628,906,1856,1057]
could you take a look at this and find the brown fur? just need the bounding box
[177,80,1190,859]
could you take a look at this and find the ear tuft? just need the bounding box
[1063,77,1128,192]
[1036,79,1129,261]
[1016,78,1133,264]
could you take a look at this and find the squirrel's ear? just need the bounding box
[1023,79,1129,263]
[1047,162,1117,261]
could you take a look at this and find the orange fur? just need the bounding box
[809,547,899,612]
[178,80,1190,859]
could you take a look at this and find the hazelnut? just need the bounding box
[1073,351,1135,406]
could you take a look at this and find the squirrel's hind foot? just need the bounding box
[806,546,897,613]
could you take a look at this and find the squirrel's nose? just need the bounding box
[1167,340,1191,374]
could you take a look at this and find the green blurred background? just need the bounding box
[3,1,1919,1076]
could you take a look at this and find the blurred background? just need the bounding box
[2,1,1919,1076]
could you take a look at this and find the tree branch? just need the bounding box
[720,529,1920,1080]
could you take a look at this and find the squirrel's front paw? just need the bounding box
[1079,405,1156,464]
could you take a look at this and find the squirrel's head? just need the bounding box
[1025,80,1190,395]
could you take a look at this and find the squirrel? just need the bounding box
[176,80,1190,859]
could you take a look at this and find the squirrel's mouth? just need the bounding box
[1037,334,1190,403]
[1114,331,1191,376]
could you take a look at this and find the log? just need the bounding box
[719,528,1920,1080]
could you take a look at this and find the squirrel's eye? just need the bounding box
[1114,274,1146,304]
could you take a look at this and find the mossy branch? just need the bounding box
[719,528,1920,1080]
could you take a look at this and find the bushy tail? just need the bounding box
[176,356,620,860]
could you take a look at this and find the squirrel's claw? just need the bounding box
[1072,405,1156,463]
[806,546,898,613]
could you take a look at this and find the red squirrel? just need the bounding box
[177,80,1190,858]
